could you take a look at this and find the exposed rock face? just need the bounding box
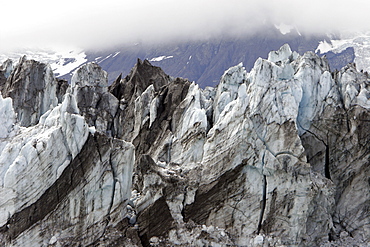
[0,45,369,246]
[0,56,58,127]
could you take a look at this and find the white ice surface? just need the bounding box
[0,93,17,139]
[0,92,89,226]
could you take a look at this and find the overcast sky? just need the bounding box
[1,0,370,52]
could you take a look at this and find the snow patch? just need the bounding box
[316,39,351,54]
[112,51,121,58]
[149,55,174,62]
[274,23,293,35]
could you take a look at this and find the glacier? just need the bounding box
[0,45,369,246]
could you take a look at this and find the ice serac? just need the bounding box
[300,62,370,243]
[0,133,135,246]
[0,93,17,139]
[267,43,297,63]
[179,45,332,246]
[0,56,58,127]
[0,80,136,246]
[213,62,246,124]
[0,92,89,229]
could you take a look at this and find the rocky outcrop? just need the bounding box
[0,56,58,127]
[0,45,369,246]
[321,47,356,71]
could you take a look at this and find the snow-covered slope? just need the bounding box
[0,45,369,246]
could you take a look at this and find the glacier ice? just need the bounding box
[0,92,89,224]
[0,44,369,246]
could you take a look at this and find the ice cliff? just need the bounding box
[0,46,369,246]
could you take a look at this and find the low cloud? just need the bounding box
[1,0,370,52]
